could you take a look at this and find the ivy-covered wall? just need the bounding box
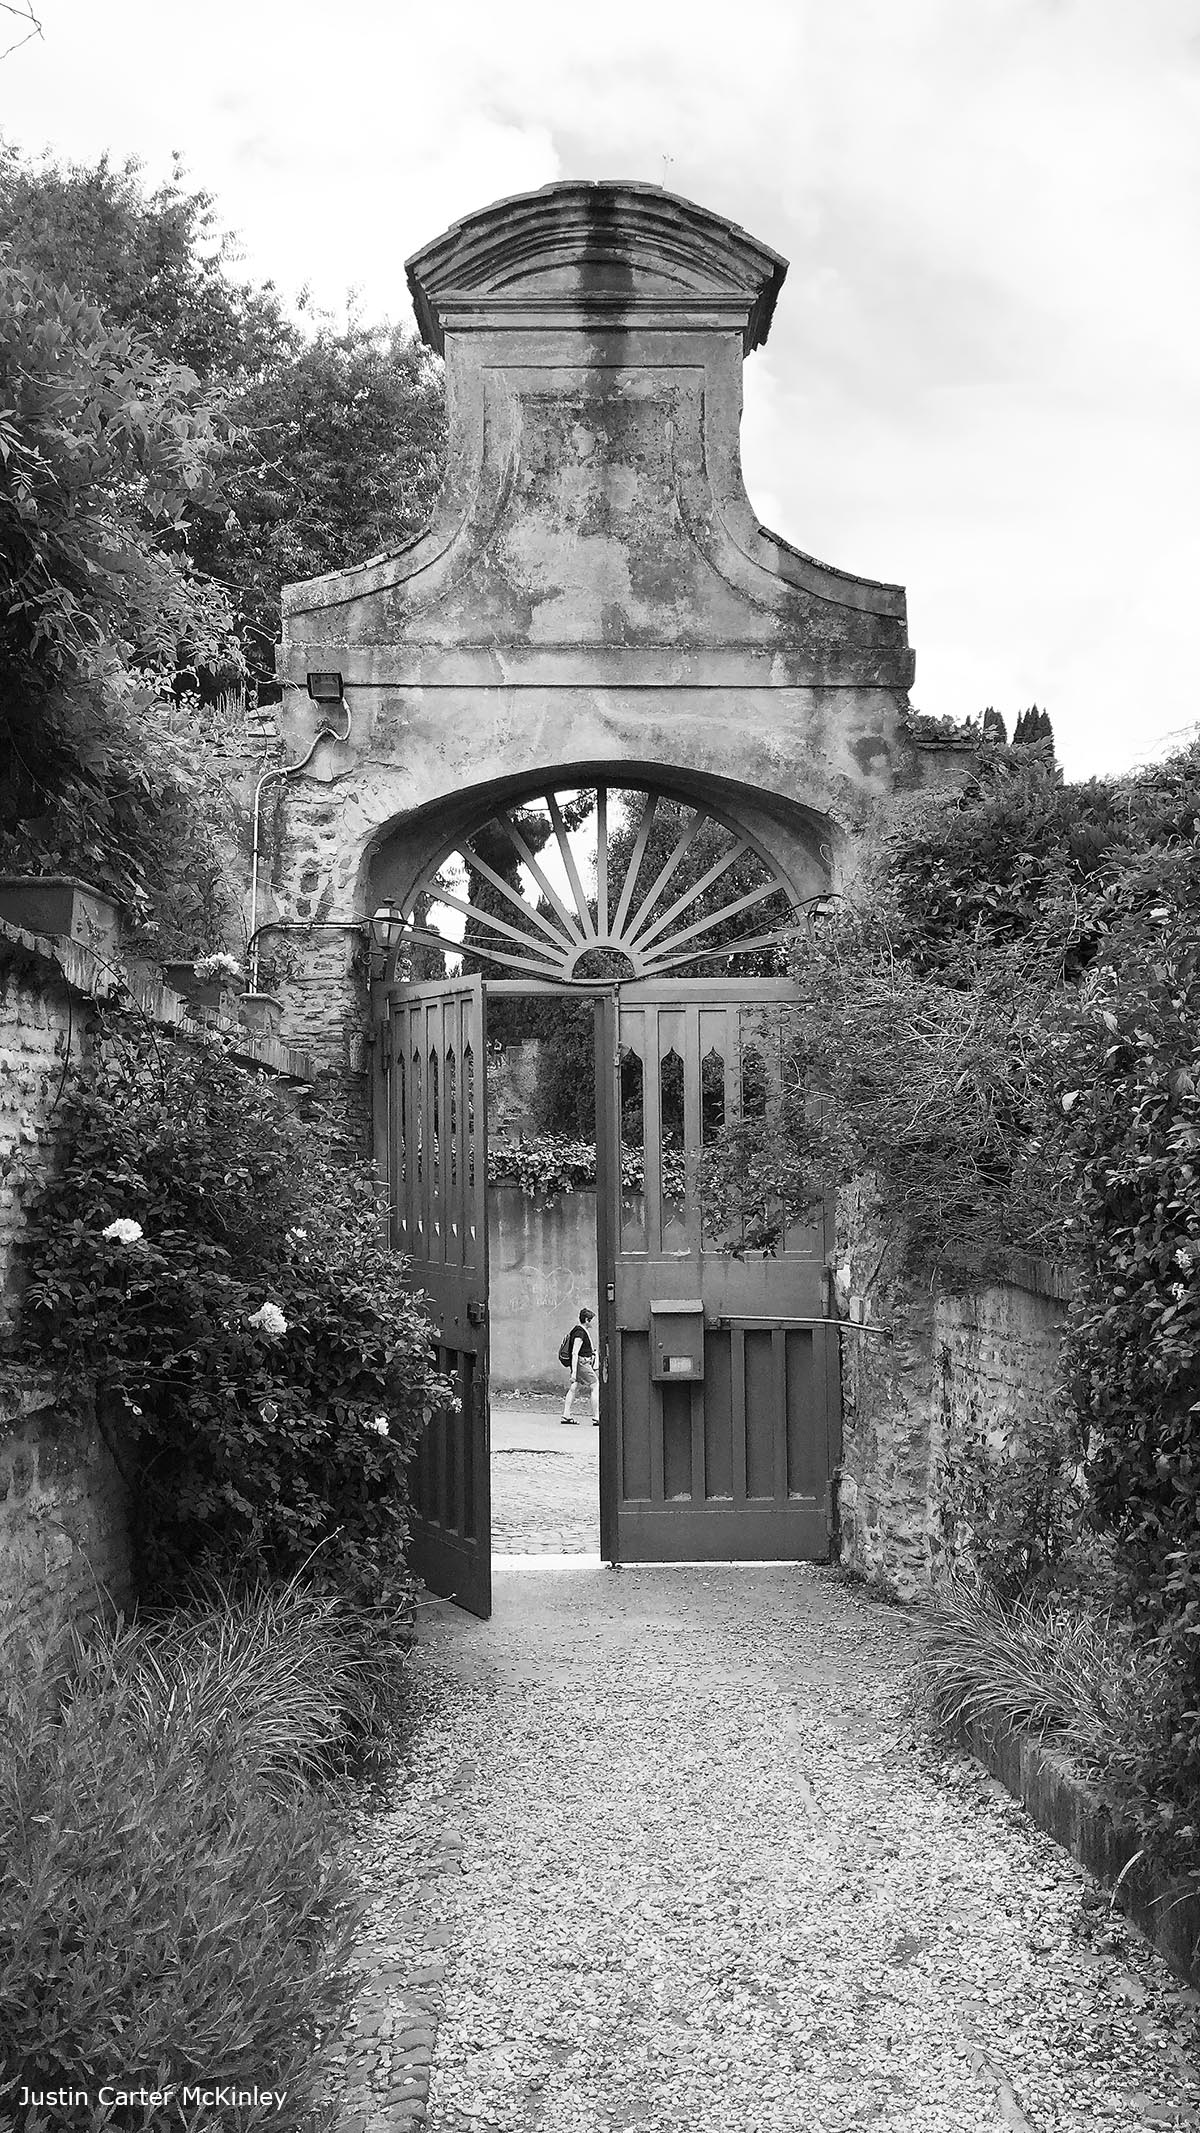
[834,1178,1070,1599]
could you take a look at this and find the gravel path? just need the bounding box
[344,1561,1200,2133]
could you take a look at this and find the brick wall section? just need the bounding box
[834,1177,1069,1599]
[1,1371,132,1632]
[0,950,77,1335]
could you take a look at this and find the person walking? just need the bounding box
[561,1305,599,1425]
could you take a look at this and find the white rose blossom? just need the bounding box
[248,1301,288,1338]
[366,1415,390,1436]
[193,950,242,982]
[101,1218,144,1246]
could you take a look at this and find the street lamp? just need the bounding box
[369,902,407,977]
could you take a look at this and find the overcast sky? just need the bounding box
[6,0,1200,779]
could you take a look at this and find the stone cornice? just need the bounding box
[275,644,916,691]
[405,180,787,355]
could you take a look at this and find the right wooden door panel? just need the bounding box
[601,980,838,1564]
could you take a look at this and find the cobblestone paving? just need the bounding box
[343,1561,1200,2133]
[490,1398,599,1556]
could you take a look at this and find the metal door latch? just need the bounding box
[467,1299,487,1326]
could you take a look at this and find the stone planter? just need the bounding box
[162,962,246,1024]
[0,875,122,960]
[237,991,284,1041]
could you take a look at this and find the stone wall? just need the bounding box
[0,947,74,1334]
[1,1371,132,1633]
[834,1179,1071,1599]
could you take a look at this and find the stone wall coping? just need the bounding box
[957,1711,1200,1988]
[0,917,316,1082]
[944,1243,1076,1303]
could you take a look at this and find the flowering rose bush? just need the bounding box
[17,1011,454,1609]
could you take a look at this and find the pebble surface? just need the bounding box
[333,1557,1200,2133]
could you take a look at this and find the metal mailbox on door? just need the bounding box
[649,1298,706,1383]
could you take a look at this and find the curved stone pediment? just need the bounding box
[405,180,787,353]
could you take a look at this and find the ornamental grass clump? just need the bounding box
[0,1584,389,2129]
[918,1571,1170,1778]
[130,1569,417,1788]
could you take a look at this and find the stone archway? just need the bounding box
[260,178,950,1604]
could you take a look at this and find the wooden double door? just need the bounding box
[387,976,839,1618]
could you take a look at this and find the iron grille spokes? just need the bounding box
[395,784,800,982]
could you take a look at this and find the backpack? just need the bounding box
[558,1329,575,1368]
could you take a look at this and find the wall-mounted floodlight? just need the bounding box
[306,671,344,702]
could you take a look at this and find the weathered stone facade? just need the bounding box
[269,181,942,1138]
[834,1179,1071,1599]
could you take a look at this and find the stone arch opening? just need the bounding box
[366,759,833,986]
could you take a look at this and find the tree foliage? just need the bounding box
[0,259,232,697]
[0,140,287,383]
[192,324,445,684]
[0,136,446,954]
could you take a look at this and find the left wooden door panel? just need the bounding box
[389,977,490,1619]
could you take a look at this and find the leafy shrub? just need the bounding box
[1058,894,1200,1829]
[14,1009,454,1609]
[699,910,1074,1271]
[488,1130,686,1199]
[937,1399,1089,1600]
[0,1588,368,2130]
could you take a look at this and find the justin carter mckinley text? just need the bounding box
[18,2088,288,2112]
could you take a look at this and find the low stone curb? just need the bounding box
[958,1711,1200,1989]
[327,1814,466,2132]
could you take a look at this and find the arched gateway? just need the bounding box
[275,181,921,1616]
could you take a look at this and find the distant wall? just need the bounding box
[489,1186,599,1391]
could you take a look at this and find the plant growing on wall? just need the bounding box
[14,1011,454,1608]
[1056,842,1200,1856]
[488,1132,686,1200]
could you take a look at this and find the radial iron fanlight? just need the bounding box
[392,782,802,983]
